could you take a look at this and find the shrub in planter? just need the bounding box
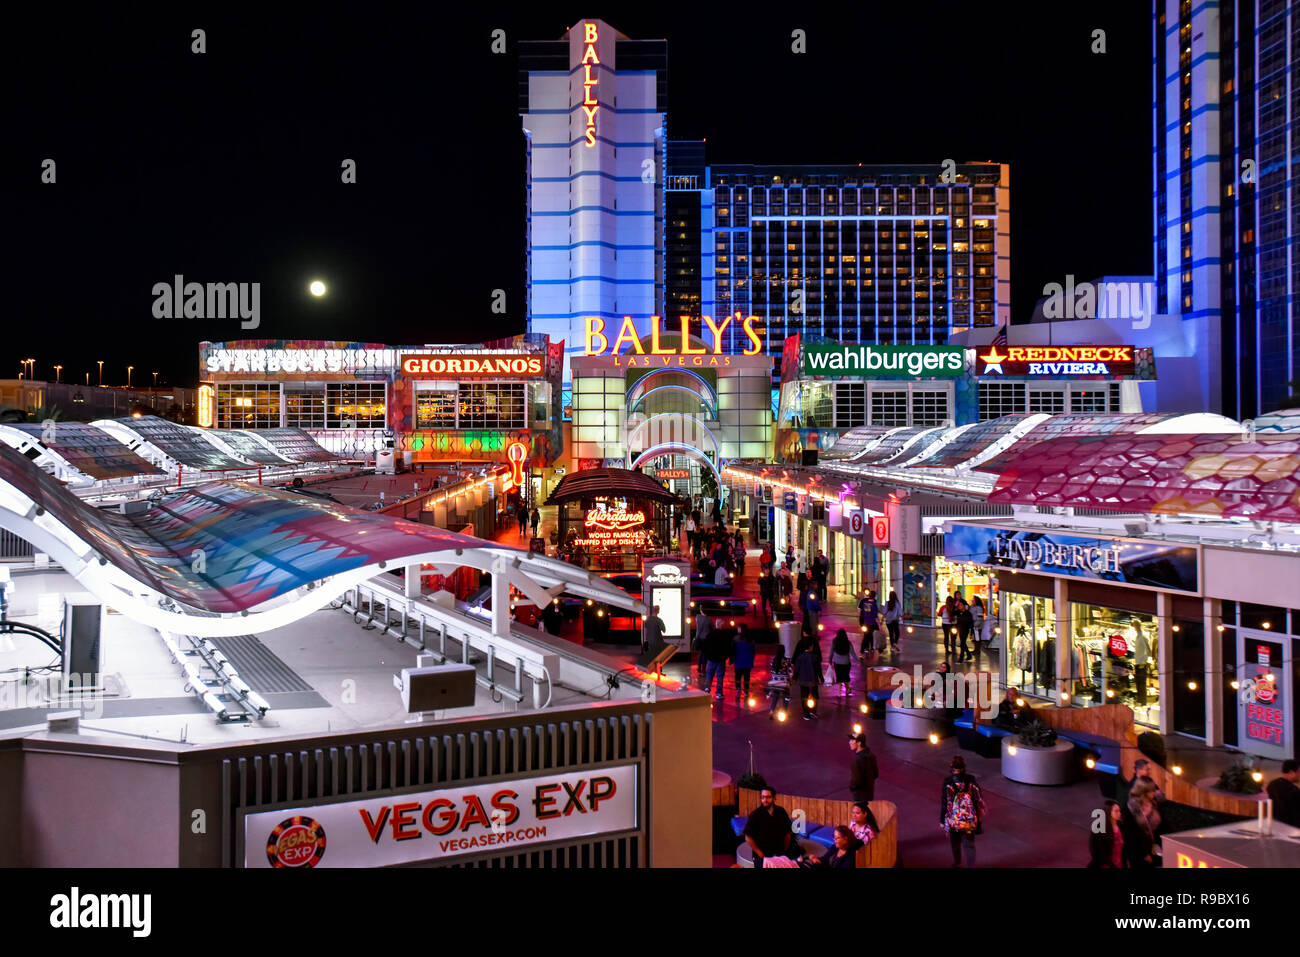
[1216,761,1263,795]
[1017,719,1059,749]
[1136,731,1167,768]
[738,772,768,792]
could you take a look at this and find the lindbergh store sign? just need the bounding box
[244,764,639,867]
[944,525,1200,593]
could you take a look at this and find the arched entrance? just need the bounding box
[628,442,721,485]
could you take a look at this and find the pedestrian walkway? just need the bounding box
[577,527,1254,866]
[482,515,1259,866]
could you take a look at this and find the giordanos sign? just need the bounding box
[802,344,965,378]
[244,765,639,867]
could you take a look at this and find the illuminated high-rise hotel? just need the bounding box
[666,156,1012,359]
[520,21,1011,403]
[519,20,667,397]
[1153,0,1299,418]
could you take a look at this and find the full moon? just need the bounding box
[309,280,326,297]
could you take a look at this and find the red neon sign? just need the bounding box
[582,23,599,148]
[504,441,528,491]
[584,508,646,532]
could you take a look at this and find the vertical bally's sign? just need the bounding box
[581,23,599,147]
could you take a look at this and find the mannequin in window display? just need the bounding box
[1130,620,1153,706]
[1010,599,1032,672]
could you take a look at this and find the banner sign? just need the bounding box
[977,345,1141,377]
[401,354,543,378]
[656,469,690,480]
[245,764,639,868]
[802,344,965,379]
[944,525,1199,593]
[1237,638,1287,760]
[644,557,691,646]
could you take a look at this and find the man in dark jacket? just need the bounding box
[731,624,756,701]
[703,619,731,699]
[1267,760,1300,827]
[848,733,879,803]
[758,571,776,622]
[743,788,800,866]
[693,613,713,680]
[812,550,830,601]
[793,643,820,719]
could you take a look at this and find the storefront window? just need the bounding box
[285,389,325,428]
[415,389,457,428]
[326,383,386,428]
[1071,603,1160,728]
[1007,593,1055,698]
[217,383,281,429]
[903,558,933,623]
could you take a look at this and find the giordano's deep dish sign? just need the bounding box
[583,315,764,366]
[801,344,966,378]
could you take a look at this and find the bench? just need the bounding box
[953,710,1014,758]
[1054,729,1123,776]
[864,688,893,718]
[732,789,898,868]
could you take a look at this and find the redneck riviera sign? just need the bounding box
[802,344,965,378]
[244,765,639,867]
[976,345,1138,377]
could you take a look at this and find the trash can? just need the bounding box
[778,620,799,659]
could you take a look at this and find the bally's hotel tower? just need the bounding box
[520,19,1011,400]
[520,20,667,396]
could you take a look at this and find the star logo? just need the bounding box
[979,346,1007,375]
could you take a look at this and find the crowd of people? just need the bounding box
[938,593,990,662]
[742,788,882,868]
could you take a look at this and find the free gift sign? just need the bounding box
[244,764,638,867]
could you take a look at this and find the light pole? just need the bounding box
[97,361,103,386]
[127,366,133,389]
[152,371,158,387]
[53,365,62,383]
[85,372,90,386]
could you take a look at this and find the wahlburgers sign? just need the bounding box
[802,344,966,378]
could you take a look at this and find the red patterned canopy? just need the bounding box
[988,433,1300,522]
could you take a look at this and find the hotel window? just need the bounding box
[910,389,949,426]
[870,389,908,427]
[1070,385,1119,413]
[327,383,386,429]
[457,382,527,429]
[979,382,1026,420]
[285,388,325,428]
[834,382,867,428]
[1028,389,1066,415]
[415,389,457,428]
[218,384,281,429]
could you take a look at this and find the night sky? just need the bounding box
[4,3,1150,389]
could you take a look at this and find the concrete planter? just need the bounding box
[885,703,949,740]
[1001,736,1074,786]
